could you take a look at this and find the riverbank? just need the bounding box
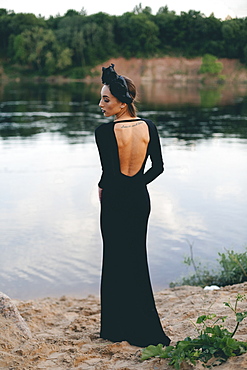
[1,283,247,369]
[2,57,247,108]
[1,56,247,86]
[85,56,247,86]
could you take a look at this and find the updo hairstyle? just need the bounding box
[122,76,137,117]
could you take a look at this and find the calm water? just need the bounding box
[0,80,247,299]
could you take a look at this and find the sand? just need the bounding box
[0,282,247,369]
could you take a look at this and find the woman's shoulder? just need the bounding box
[139,118,158,132]
[139,117,154,125]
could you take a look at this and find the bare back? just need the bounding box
[114,120,150,177]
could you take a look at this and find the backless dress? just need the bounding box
[95,118,170,347]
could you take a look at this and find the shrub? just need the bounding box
[170,245,247,288]
[199,54,223,75]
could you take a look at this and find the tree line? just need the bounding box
[0,5,246,77]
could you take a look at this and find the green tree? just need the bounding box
[64,9,81,17]
[154,7,178,53]
[11,27,72,74]
[57,48,73,70]
[56,12,116,67]
[173,10,209,56]
[115,12,159,57]
[0,10,46,59]
[133,4,152,15]
[8,12,46,35]
[1,7,247,77]
[55,15,86,65]
[45,51,56,74]
[199,54,223,75]
[222,19,242,58]
[83,13,116,64]
[200,14,224,56]
[0,10,14,52]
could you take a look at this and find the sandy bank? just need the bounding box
[86,56,247,85]
[1,282,247,369]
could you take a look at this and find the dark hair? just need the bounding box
[101,63,138,116]
[122,76,137,117]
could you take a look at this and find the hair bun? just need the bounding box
[101,63,117,85]
[101,63,133,104]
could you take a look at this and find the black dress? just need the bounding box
[95,118,170,348]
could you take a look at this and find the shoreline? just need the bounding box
[1,282,247,369]
[1,56,247,85]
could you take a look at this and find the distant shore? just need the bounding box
[85,56,247,85]
[1,57,247,86]
[1,57,247,109]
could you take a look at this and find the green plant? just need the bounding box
[141,295,247,369]
[218,250,247,285]
[199,54,223,75]
[170,244,247,288]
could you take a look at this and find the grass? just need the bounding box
[169,243,247,288]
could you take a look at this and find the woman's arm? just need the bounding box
[95,125,108,189]
[98,187,103,201]
[143,122,164,184]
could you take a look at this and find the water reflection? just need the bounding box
[0,80,247,299]
[1,81,247,142]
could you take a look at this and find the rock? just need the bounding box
[204,285,220,290]
[0,292,32,339]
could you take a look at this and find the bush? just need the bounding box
[170,246,247,288]
[199,54,223,75]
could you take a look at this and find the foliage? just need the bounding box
[9,27,72,74]
[218,249,247,285]
[141,295,247,369]
[199,88,222,108]
[0,6,247,76]
[199,54,223,75]
[170,245,247,288]
[115,11,159,57]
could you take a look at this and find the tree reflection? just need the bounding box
[0,81,247,142]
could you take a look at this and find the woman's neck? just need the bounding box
[114,113,137,122]
[114,107,136,121]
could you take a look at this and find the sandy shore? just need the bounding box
[1,282,247,369]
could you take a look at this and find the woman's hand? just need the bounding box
[98,187,103,201]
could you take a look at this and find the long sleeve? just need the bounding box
[143,121,164,185]
[95,122,118,188]
[95,125,108,189]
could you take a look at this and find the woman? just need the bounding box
[95,64,170,348]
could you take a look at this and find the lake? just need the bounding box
[0,80,247,300]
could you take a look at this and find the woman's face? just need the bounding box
[99,85,125,117]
